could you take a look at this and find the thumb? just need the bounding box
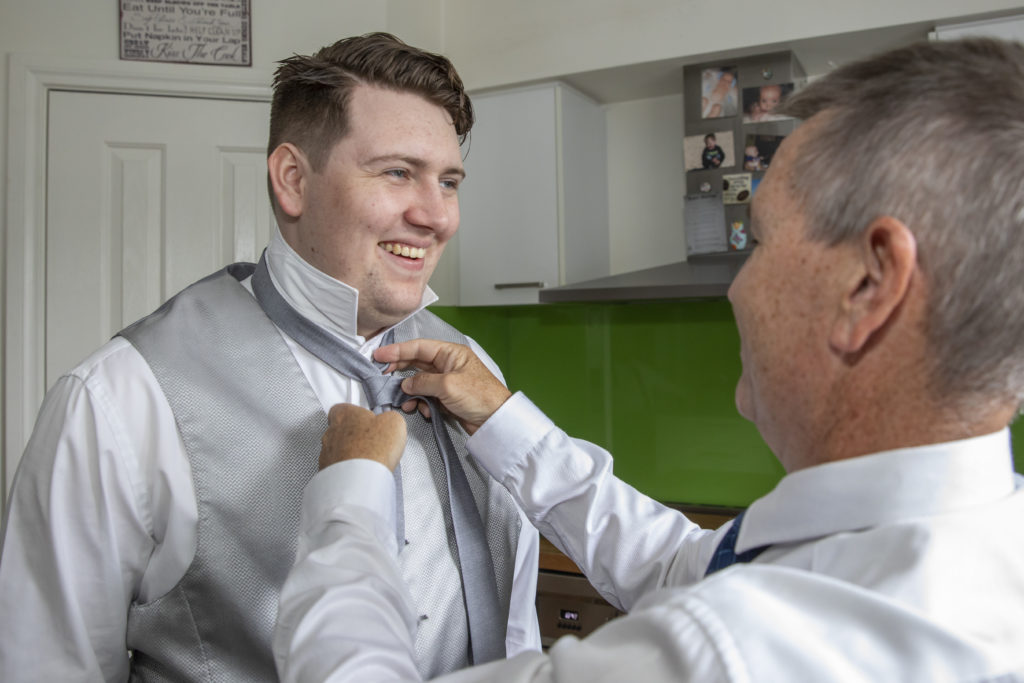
[399,370,443,402]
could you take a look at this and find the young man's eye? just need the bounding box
[440,178,459,191]
[385,169,408,179]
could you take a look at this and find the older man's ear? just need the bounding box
[829,216,918,358]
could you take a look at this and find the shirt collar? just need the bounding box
[265,227,438,349]
[737,429,1018,553]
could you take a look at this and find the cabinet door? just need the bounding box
[458,86,560,306]
[559,85,609,286]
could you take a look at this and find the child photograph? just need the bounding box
[742,82,795,122]
[701,66,739,119]
[684,130,735,171]
[744,133,786,170]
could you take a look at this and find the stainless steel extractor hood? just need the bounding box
[538,254,747,303]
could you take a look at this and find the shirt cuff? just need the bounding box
[467,391,554,483]
[300,459,397,537]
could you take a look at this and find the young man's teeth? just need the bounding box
[382,243,426,259]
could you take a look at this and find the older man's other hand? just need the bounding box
[319,403,407,471]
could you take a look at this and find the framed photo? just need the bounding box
[743,134,786,171]
[701,67,739,119]
[741,83,795,123]
[684,130,735,172]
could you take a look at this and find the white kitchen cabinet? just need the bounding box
[457,82,609,305]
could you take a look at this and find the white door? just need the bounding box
[46,91,272,385]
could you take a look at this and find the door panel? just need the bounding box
[46,91,271,386]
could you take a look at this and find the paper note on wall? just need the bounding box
[685,193,727,256]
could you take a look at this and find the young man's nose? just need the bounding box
[405,183,454,233]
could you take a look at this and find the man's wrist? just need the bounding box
[467,391,554,478]
[302,459,397,536]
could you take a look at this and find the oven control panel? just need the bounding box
[535,570,623,648]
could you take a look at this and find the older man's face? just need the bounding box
[726,120,850,469]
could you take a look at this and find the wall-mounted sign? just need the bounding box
[119,0,251,67]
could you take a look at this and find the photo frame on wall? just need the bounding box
[684,130,735,171]
[701,67,739,119]
[743,133,786,171]
[741,82,795,123]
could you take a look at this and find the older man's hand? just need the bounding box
[373,339,512,436]
[319,403,407,471]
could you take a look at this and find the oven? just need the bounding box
[535,570,622,648]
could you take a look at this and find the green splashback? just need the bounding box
[431,300,1023,507]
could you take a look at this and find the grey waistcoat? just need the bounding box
[121,264,521,682]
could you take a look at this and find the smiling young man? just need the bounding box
[269,84,465,337]
[274,38,1024,681]
[0,33,539,682]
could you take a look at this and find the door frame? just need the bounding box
[3,55,272,503]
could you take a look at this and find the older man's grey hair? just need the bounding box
[779,37,1024,412]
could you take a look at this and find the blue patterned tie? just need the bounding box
[705,510,769,576]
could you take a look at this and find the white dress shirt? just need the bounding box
[274,391,1024,682]
[0,232,540,682]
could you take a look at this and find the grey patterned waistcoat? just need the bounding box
[121,264,521,682]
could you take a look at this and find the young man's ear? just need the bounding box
[829,216,918,355]
[267,143,309,219]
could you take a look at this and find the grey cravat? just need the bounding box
[250,254,505,665]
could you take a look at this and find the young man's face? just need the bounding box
[288,85,464,337]
[705,137,717,149]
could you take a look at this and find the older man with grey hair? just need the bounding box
[274,38,1024,681]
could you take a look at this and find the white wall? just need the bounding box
[442,0,1024,90]
[387,0,445,53]
[605,94,686,275]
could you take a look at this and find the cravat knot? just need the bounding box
[363,373,410,412]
